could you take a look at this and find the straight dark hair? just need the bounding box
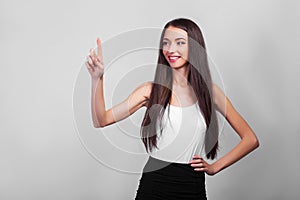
[140,18,219,160]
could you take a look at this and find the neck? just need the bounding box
[172,66,189,87]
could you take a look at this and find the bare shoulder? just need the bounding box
[212,82,228,116]
[212,83,225,102]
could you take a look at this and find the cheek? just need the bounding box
[162,50,168,57]
[180,49,188,60]
[184,47,189,59]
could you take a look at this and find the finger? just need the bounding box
[192,155,203,160]
[85,61,94,72]
[189,158,202,164]
[94,56,103,65]
[194,167,206,171]
[89,55,100,66]
[193,158,204,164]
[193,160,206,166]
[87,56,94,66]
[89,48,97,62]
[191,163,204,167]
[90,48,97,58]
[97,37,103,60]
[90,49,103,66]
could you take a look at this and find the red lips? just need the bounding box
[168,56,181,62]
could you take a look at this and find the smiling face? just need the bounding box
[162,26,188,69]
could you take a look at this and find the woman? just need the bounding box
[86,18,259,200]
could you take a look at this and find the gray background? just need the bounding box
[1,0,299,199]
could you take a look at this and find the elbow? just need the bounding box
[252,137,260,149]
[93,124,100,128]
[93,124,105,128]
[243,134,259,149]
[98,122,106,128]
[93,121,107,128]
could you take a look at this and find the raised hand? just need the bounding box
[86,38,104,80]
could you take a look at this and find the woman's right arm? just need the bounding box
[86,38,152,128]
[91,77,152,128]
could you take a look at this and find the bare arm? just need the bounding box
[91,77,102,127]
[86,37,152,128]
[211,83,260,173]
[91,78,151,127]
[190,83,259,175]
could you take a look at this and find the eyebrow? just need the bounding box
[163,37,186,41]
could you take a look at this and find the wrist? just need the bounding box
[212,160,224,174]
[92,75,103,83]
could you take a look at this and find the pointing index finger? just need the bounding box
[97,38,103,60]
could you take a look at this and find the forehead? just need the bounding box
[163,26,187,40]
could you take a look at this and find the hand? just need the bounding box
[86,38,104,80]
[189,155,218,176]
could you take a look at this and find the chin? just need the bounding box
[169,62,187,69]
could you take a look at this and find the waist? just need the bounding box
[148,145,206,164]
[142,156,205,179]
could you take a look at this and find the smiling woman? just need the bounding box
[85,17,259,200]
[162,27,189,68]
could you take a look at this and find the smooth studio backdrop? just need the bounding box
[1,0,299,199]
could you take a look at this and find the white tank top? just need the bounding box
[148,101,207,164]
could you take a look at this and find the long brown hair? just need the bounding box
[140,18,219,160]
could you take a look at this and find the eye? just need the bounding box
[162,41,169,46]
[177,41,186,45]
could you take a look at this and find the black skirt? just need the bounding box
[135,156,207,200]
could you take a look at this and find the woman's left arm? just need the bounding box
[190,83,259,175]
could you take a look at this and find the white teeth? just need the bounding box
[169,56,180,61]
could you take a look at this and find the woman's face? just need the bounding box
[162,26,188,69]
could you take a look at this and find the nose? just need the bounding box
[166,42,177,53]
